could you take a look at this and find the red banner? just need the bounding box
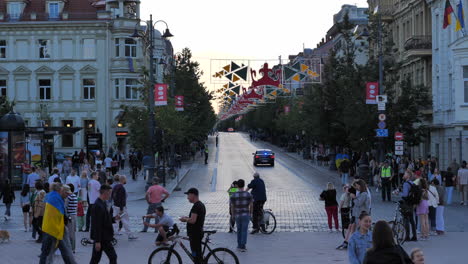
[366,82,379,104]
[154,83,168,106]
[175,95,184,111]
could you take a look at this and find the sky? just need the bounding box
[140,0,369,111]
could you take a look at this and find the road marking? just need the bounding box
[211,167,217,192]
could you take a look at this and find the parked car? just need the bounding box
[253,149,275,167]
[227,128,235,132]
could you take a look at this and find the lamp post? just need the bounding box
[131,15,173,187]
[376,8,385,162]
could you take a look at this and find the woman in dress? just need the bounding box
[416,179,430,240]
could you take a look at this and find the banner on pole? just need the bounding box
[175,95,184,111]
[366,82,379,104]
[155,84,168,106]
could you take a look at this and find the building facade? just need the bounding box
[0,0,166,154]
[430,0,468,169]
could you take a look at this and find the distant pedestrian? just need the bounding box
[247,172,267,234]
[180,188,206,264]
[119,152,126,170]
[410,248,425,264]
[230,179,253,252]
[0,179,15,220]
[141,178,170,232]
[401,171,418,242]
[32,180,46,242]
[416,179,430,240]
[227,181,239,233]
[77,198,85,232]
[112,175,138,240]
[79,171,89,211]
[427,179,439,234]
[66,169,81,195]
[204,147,209,164]
[457,160,468,205]
[27,167,40,190]
[20,184,32,232]
[348,212,372,264]
[320,182,339,232]
[363,220,412,264]
[72,151,80,175]
[339,158,351,185]
[104,155,113,176]
[96,164,107,184]
[380,161,393,202]
[432,179,445,235]
[85,172,101,232]
[48,168,61,184]
[65,184,78,253]
[63,157,72,181]
[215,135,219,147]
[90,185,119,264]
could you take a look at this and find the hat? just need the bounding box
[184,187,199,196]
[62,185,72,194]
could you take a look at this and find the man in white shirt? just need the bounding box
[85,171,101,232]
[48,168,61,184]
[27,167,40,188]
[66,169,81,195]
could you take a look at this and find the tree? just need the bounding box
[0,96,14,116]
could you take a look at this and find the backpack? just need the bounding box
[406,182,422,205]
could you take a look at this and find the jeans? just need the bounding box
[341,173,349,185]
[90,240,117,264]
[252,200,265,230]
[381,178,392,201]
[403,209,417,239]
[142,202,162,232]
[446,186,454,205]
[39,228,76,264]
[235,215,250,249]
[67,215,76,251]
[429,206,436,231]
[4,203,11,216]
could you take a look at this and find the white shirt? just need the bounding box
[428,185,439,208]
[88,179,101,204]
[48,174,60,184]
[27,173,40,187]
[66,175,81,193]
[104,157,113,168]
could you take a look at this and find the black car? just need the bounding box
[253,149,275,167]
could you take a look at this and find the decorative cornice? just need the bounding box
[13,65,32,75]
[0,66,9,75]
[35,65,55,74]
[80,64,98,74]
[58,65,75,74]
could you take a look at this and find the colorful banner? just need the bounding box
[175,95,184,111]
[154,83,168,106]
[366,82,379,104]
[28,135,42,167]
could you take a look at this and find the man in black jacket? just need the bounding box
[112,175,137,240]
[247,172,267,234]
[90,185,119,264]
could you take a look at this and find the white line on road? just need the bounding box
[211,167,217,192]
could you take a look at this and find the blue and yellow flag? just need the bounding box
[456,0,465,32]
[42,191,65,241]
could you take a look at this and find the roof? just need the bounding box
[256,149,272,152]
[0,0,104,22]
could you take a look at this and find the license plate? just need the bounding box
[262,159,269,162]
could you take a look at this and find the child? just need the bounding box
[411,248,425,264]
[77,198,85,232]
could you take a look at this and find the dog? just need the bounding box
[0,230,10,242]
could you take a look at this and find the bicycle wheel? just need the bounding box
[260,211,276,234]
[148,247,182,264]
[205,248,239,264]
[389,220,406,245]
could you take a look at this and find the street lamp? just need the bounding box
[131,15,173,187]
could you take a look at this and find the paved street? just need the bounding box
[1,132,468,263]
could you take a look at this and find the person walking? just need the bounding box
[112,175,138,240]
[320,182,339,232]
[64,184,78,253]
[39,183,76,264]
[20,184,31,232]
[427,179,439,235]
[247,172,267,234]
[119,152,126,170]
[227,181,239,233]
[72,151,80,175]
[348,212,373,264]
[96,164,107,185]
[380,161,393,202]
[363,220,412,264]
[444,167,456,205]
[401,171,418,242]
[457,161,468,205]
[90,185,119,264]
[230,179,253,252]
[77,198,85,232]
[85,172,101,232]
[204,147,209,165]
[215,134,219,147]
[48,168,61,184]
[0,179,15,220]
[416,179,430,240]
[180,188,206,264]
[339,158,351,186]
[79,171,88,216]
[27,167,40,191]
[66,169,81,196]
[141,178,170,232]
[32,180,46,243]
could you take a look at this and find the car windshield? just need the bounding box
[256,151,272,155]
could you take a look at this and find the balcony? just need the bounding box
[403,35,432,59]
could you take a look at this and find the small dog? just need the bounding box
[0,230,10,242]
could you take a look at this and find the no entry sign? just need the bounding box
[395,132,404,141]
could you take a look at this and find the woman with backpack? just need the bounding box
[0,179,15,220]
[417,179,430,240]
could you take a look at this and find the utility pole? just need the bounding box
[377,10,385,162]
[147,14,156,187]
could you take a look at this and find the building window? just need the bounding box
[83,79,95,100]
[124,38,137,57]
[8,2,21,20]
[0,40,6,58]
[39,79,51,100]
[115,38,120,57]
[48,2,59,19]
[83,39,95,59]
[62,120,74,147]
[0,80,6,97]
[464,66,468,103]
[38,39,51,59]
[114,79,120,99]
[125,78,139,100]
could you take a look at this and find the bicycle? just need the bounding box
[230,208,277,234]
[371,201,406,245]
[148,230,239,264]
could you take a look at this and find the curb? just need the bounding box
[167,165,193,194]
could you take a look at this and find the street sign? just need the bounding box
[395,132,404,141]
[377,95,388,103]
[376,129,388,137]
[395,141,404,146]
[395,150,404,156]
[378,121,386,129]
[395,146,404,151]
[378,102,386,111]
[378,114,386,121]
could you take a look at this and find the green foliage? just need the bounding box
[0,96,14,116]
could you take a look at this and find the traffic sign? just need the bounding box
[395,150,404,156]
[376,129,388,137]
[378,121,386,129]
[395,146,404,151]
[378,102,386,111]
[378,114,386,121]
[395,132,404,141]
[395,141,404,146]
